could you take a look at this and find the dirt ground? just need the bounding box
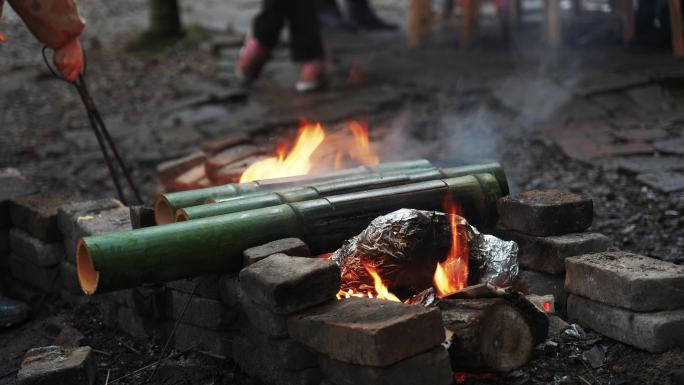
[1,0,683,384]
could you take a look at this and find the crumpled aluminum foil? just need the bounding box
[462,216,520,287]
[332,208,519,293]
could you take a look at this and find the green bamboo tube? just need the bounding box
[178,162,508,221]
[155,159,434,225]
[79,173,503,294]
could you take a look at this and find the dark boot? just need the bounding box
[0,296,30,328]
[345,0,397,30]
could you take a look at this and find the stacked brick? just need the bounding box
[565,251,684,352]
[493,190,611,314]
[236,252,453,385]
[157,132,269,191]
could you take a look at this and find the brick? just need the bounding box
[0,174,39,227]
[210,155,269,184]
[218,273,239,306]
[9,228,64,267]
[243,238,310,266]
[237,288,289,338]
[492,227,610,274]
[166,165,210,192]
[233,336,322,385]
[497,190,593,236]
[288,298,445,367]
[59,261,81,295]
[242,323,318,370]
[75,207,132,237]
[320,347,452,385]
[156,151,207,184]
[200,132,251,154]
[565,251,684,311]
[166,275,220,300]
[17,346,96,385]
[165,289,237,330]
[1,273,45,303]
[654,137,684,155]
[106,287,165,319]
[57,199,123,258]
[516,269,567,313]
[10,194,76,241]
[567,295,684,353]
[117,306,162,340]
[636,171,684,193]
[171,322,236,358]
[205,144,264,180]
[8,253,60,292]
[239,254,339,314]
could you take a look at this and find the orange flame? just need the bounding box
[0,33,6,42]
[433,198,469,297]
[335,118,379,169]
[364,261,401,302]
[240,122,325,183]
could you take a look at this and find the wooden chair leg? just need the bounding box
[509,0,522,27]
[669,0,684,57]
[460,0,481,48]
[409,0,431,47]
[617,0,635,43]
[544,0,562,46]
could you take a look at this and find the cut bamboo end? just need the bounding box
[77,239,99,295]
[155,196,175,225]
[176,210,190,222]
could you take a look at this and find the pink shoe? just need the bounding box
[236,37,271,84]
[296,59,327,93]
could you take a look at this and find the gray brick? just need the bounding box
[320,347,452,385]
[10,228,64,267]
[59,261,81,295]
[233,336,322,385]
[242,323,318,370]
[62,207,132,264]
[565,251,684,311]
[171,322,237,358]
[17,346,96,385]
[497,190,593,236]
[117,306,163,340]
[516,269,568,314]
[239,254,340,314]
[237,288,289,338]
[243,237,310,266]
[10,194,76,242]
[0,174,39,227]
[288,298,445,367]
[166,275,220,300]
[218,273,239,307]
[165,289,237,330]
[57,199,123,260]
[0,228,9,254]
[492,227,610,274]
[567,295,684,353]
[106,287,165,319]
[8,253,60,292]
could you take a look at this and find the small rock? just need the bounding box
[17,346,96,385]
[563,323,586,340]
[53,324,87,347]
[0,295,30,328]
[582,346,605,369]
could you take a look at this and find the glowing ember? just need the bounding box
[0,33,6,42]
[453,372,494,384]
[240,122,325,183]
[543,301,552,312]
[433,198,469,297]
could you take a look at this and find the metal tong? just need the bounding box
[42,47,142,205]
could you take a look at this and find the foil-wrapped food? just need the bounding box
[331,208,519,299]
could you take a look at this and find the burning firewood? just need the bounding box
[438,294,549,372]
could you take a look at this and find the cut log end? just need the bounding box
[155,196,175,225]
[440,298,536,372]
[77,239,99,295]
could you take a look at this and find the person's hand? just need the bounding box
[53,38,84,82]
